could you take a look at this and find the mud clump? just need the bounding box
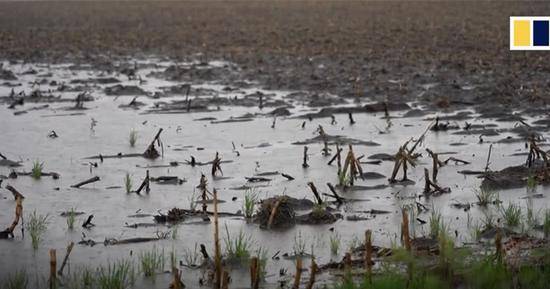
[255,196,314,229]
[154,207,187,223]
[481,163,547,190]
[104,84,146,96]
[292,134,380,146]
[0,68,17,80]
[364,101,410,113]
[268,107,292,116]
[296,207,341,225]
[297,101,410,120]
[70,77,120,85]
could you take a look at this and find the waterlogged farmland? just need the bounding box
[1,1,550,288]
[0,57,550,288]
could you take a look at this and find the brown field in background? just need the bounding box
[0,1,549,106]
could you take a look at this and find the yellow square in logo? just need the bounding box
[514,20,530,46]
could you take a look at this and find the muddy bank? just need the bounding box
[0,1,549,112]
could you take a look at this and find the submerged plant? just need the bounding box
[139,246,164,279]
[527,174,538,190]
[171,225,179,240]
[338,170,351,187]
[188,191,198,211]
[98,260,135,289]
[525,206,538,231]
[469,220,484,241]
[255,246,269,280]
[475,188,499,207]
[182,243,200,267]
[347,235,361,253]
[544,209,550,238]
[129,129,138,147]
[3,270,28,289]
[429,210,444,239]
[31,160,44,179]
[329,231,341,255]
[65,266,95,289]
[66,207,76,231]
[224,225,252,263]
[26,211,48,250]
[243,190,258,219]
[293,231,307,256]
[124,173,132,193]
[311,202,327,218]
[501,202,522,227]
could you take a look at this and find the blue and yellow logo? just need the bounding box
[510,17,550,50]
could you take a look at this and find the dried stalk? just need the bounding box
[143,128,163,159]
[267,197,284,229]
[426,149,442,182]
[485,143,493,172]
[169,266,184,289]
[302,146,309,168]
[322,140,331,156]
[250,257,259,289]
[135,170,150,195]
[211,152,223,177]
[57,242,74,276]
[71,176,100,188]
[307,182,323,205]
[49,249,57,289]
[341,145,363,186]
[365,230,373,281]
[1,185,24,238]
[327,144,343,166]
[305,260,318,289]
[292,257,302,289]
[402,209,411,251]
[281,173,295,180]
[423,168,451,196]
[326,182,344,204]
[198,174,210,213]
[348,112,355,125]
[6,185,24,200]
[213,189,221,289]
[389,141,417,183]
[495,229,503,263]
[221,270,230,289]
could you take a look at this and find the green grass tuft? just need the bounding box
[3,270,28,289]
[329,231,341,255]
[255,246,269,280]
[182,243,200,267]
[223,224,252,264]
[500,202,522,228]
[66,207,76,231]
[124,173,132,193]
[64,266,95,289]
[475,188,499,207]
[293,230,307,256]
[243,190,258,219]
[138,246,164,280]
[31,160,44,179]
[544,209,550,238]
[98,260,135,289]
[429,210,445,239]
[26,211,48,250]
[129,129,138,147]
[527,174,538,190]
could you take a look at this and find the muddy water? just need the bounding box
[0,59,547,288]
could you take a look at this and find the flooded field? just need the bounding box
[1,1,550,288]
[1,56,550,288]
